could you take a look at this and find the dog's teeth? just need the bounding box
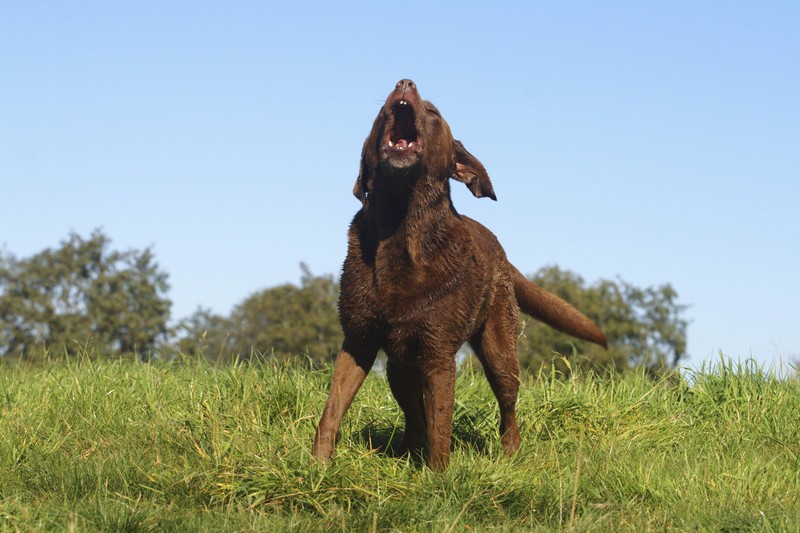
[409,142,414,147]
[388,140,393,147]
[400,100,407,105]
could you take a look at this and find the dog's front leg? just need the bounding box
[422,356,456,471]
[312,340,378,461]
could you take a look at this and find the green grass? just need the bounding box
[0,355,798,531]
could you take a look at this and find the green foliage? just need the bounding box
[0,356,798,530]
[516,265,688,376]
[1,232,687,373]
[177,264,342,363]
[173,307,236,362]
[0,230,171,359]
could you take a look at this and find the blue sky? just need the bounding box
[1,2,798,370]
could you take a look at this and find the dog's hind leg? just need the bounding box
[386,360,427,456]
[472,296,522,455]
[312,339,378,461]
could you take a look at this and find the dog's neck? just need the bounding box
[366,170,458,261]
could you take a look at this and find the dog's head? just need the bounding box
[354,79,496,205]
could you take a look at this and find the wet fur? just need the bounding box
[312,80,607,470]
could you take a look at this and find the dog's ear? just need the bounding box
[353,142,374,205]
[353,113,383,205]
[452,140,497,201]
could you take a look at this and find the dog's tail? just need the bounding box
[511,265,608,349]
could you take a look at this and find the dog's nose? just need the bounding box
[396,79,416,94]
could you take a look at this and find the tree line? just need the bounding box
[1,230,688,374]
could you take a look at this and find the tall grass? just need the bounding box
[0,354,798,531]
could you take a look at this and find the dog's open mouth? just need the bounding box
[389,101,418,149]
[383,101,422,159]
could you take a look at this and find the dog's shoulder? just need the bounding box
[459,215,505,254]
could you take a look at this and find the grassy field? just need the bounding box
[0,355,798,532]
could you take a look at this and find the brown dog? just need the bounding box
[312,79,607,470]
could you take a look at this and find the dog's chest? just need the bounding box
[374,243,483,336]
[340,215,489,352]
[373,235,467,300]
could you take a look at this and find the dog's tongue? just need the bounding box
[395,139,409,149]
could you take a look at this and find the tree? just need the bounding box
[0,230,171,359]
[176,264,342,363]
[173,307,236,362]
[515,265,688,376]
